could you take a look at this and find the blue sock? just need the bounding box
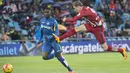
[57,56,73,71]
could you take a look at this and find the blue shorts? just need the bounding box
[41,40,62,54]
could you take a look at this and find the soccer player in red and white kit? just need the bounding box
[53,1,127,60]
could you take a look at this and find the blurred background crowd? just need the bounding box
[0,0,130,42]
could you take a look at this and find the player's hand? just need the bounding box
[36,40,43,48]
[36,42,43,49]
[62,17,67,22]
[52,33,60,43]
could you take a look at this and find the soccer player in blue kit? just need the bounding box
[37,8,74,73]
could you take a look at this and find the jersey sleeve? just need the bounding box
[53,20,59,36]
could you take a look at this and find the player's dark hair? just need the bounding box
[43,8,52,13]
[72,1,83,7]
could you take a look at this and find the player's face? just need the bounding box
[73,6,81,13]
[44,9,51,18]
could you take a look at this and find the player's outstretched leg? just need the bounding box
[59,28,76,41]
[101,43,127,60]
[42,52,55,60]
[56,54,74,73]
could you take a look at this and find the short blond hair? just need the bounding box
[72,1,83,7]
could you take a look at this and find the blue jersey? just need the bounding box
[39,17,59,41]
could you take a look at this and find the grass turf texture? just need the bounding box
[0,53,130,73]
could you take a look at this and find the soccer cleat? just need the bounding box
[52,33,60,43]
[122,48,127,60]
[68,71,74,73]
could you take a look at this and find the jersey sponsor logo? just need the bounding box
[41,25,51,29]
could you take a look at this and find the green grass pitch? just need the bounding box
[0,53,130,73]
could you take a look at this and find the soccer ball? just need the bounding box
[2,64,13,73]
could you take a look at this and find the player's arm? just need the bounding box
[52,20,60,43]
[38,28,44,44]
[66,22,76,25]
[38,19,44,44]
[36,28,44,50]
[63,11,85,22]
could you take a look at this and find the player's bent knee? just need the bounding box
[42,52,49,60]
[42,56,48,60]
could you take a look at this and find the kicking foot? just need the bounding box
[122,48,127,60]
